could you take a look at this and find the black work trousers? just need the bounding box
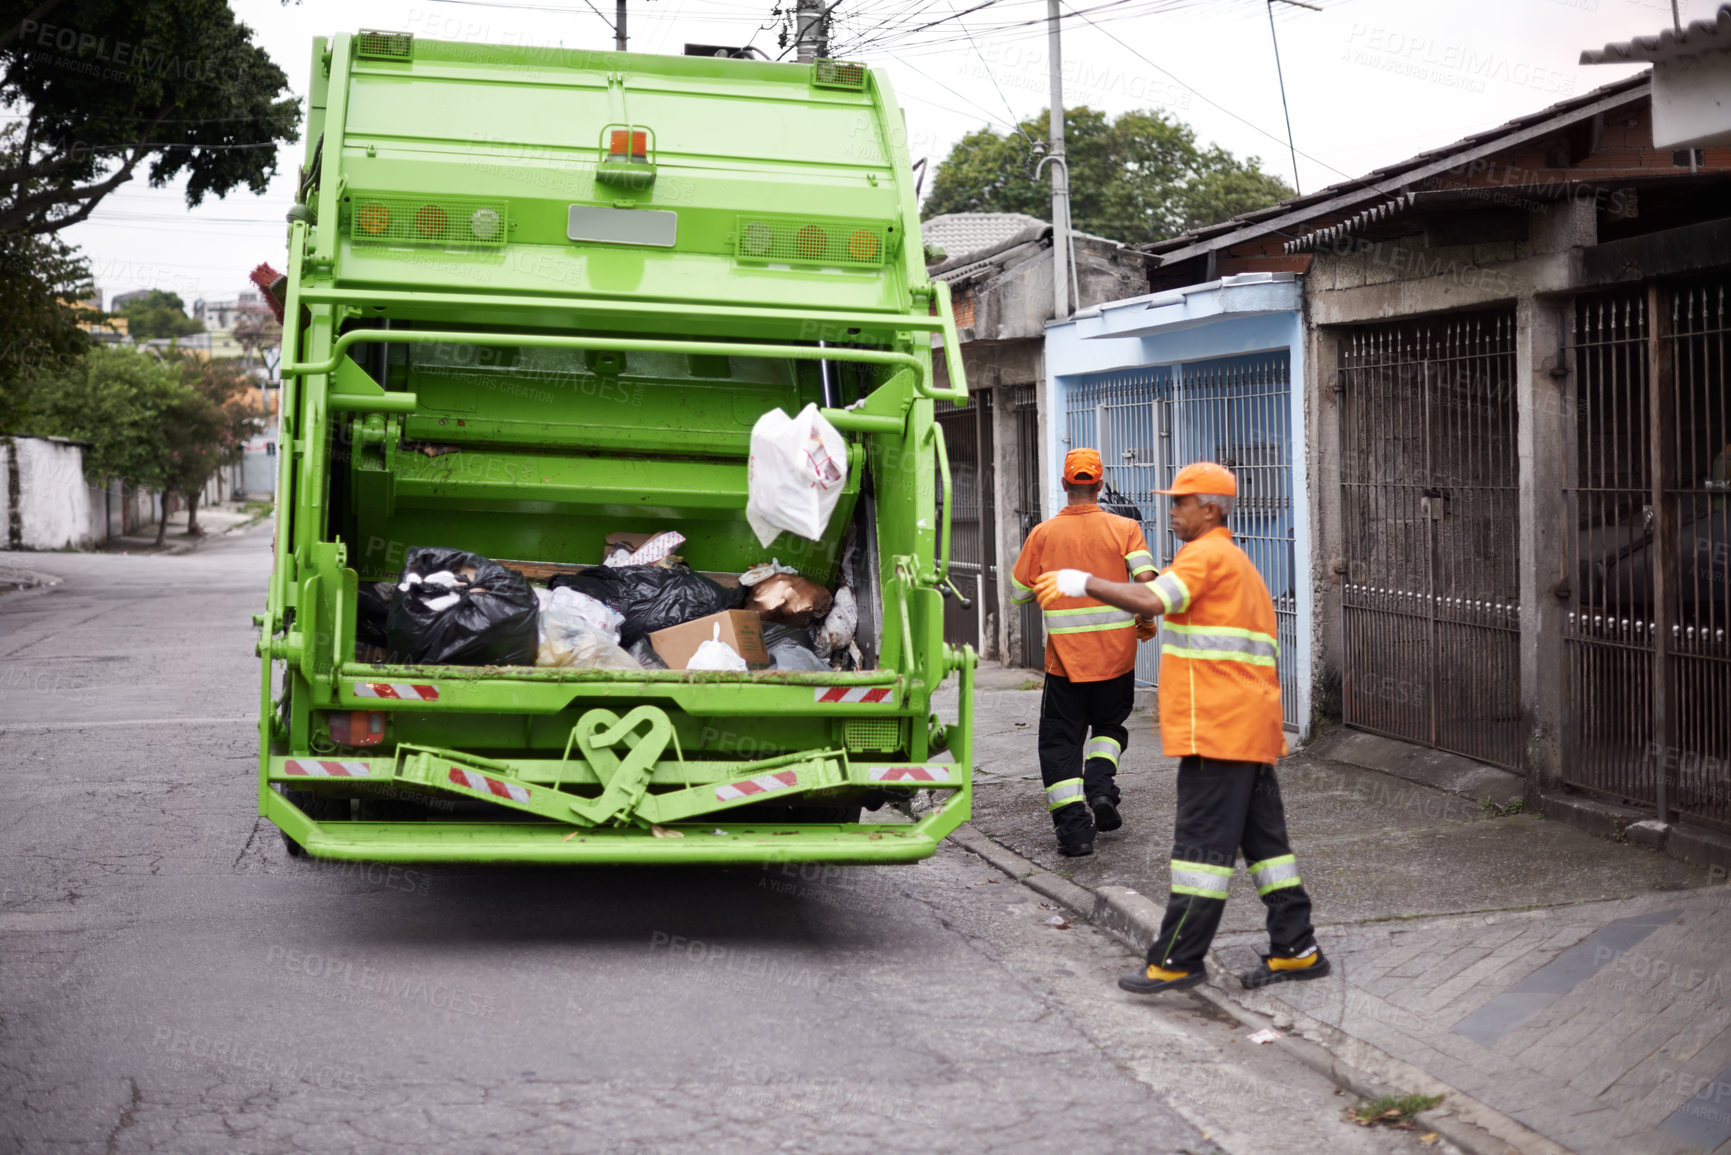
[1038,671,1134,842]
[1147,756,1316,972]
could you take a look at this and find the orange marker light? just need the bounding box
[609,129,649,159]
[847,229,880,261]
[356,203,390,234]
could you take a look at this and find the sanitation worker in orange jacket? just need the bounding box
[1010,448,1159,857]
[1034,461,1328,993]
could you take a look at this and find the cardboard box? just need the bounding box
[649,609,770,670]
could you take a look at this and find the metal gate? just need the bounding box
[1337,310,1522,769]
[1566,280,1730,827]
[935,395,996,654]
[1009,384,1043,668]
[1063,355,1300,728]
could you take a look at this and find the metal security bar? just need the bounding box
[1666,279,1731,826]
[1063,355,1299,729]
[1009,385,1044,669]
[1338,311,1521,769]
[936,397,994,653]
[1565,292,1654,804]
[1567,281,1731,827]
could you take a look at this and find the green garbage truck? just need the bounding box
[256,30,975,864]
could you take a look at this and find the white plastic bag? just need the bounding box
[739,557,800,586]
[812,586,858,654]
[534,587,638,669]
[745,404,847,548]
[687,623,749,672]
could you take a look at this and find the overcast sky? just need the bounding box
[64,0,1672,308]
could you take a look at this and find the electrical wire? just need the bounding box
[1056,0,1399,202]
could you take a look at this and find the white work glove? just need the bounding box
[1054,569,1091,597]
[1034,569,1092,607]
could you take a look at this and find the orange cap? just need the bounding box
[1154,461,1238,497]
[1063,448,1103,484]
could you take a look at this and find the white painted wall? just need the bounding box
[2,436,95,550]
[1652,53,1731,150]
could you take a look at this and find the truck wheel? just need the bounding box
[279,787,350,858]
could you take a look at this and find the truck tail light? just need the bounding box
[796,224,826,258]
[414,203,448,237]
[328,710,386,747]
[356,203,390,234]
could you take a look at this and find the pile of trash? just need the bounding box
[358,540,859,673]
[354,404,865,672]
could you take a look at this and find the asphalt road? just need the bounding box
[0,526,1449,1155]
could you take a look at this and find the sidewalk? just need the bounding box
[939,665,1731,1155]
[100,498,270,554]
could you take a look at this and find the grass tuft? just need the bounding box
[1347,1093,1444,1129]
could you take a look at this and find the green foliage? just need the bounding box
[0,0,301,236]
[922,107,1295,245]
[21,345,190,490]
[120,289,204,341]
[0,230,95,429]
[1347,1093,1445,1129]
[164,354,260,499]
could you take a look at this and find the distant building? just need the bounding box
[920,211,1150,663]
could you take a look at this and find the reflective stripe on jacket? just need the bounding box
[1151,527,1285,762]
[1010,504,1157,683]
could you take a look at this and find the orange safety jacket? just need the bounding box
[1010,504,1157,683]
[1144,526,1286,763]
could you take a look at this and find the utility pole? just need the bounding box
[1047,0,1070,321]
[616,0,627,51]
[1266,0,1319,196]
[795,0,830,63]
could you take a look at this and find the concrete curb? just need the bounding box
[0,566,63,594]
[948,825,1572,1155]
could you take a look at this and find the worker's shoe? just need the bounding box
[1119,963,1205,994]
[1239,946,1331,989]
[1088,795,1122,833]
[1057,839,1094,858]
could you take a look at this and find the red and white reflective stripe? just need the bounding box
[813,686,892,704]
[353,682,439,701]
[284,759,371,778]
[714,770,799,802]
[446,766,530,804]
[866,765,952,783]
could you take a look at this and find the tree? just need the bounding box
[119,288,203,340]
[163,354,259,539]
[232,299,281,374]
[922,107,1295,245]
[0,0,300,237]
[21,345,186,498]
[0,228,94,429]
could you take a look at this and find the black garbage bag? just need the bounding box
[551,563,746,648]
[386,547,539,665]
[1101,482,1144,523]
[356,581,395,648]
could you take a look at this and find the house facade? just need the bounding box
[1043,70,1731,848]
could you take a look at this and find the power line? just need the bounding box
[1056,0,1398,201]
